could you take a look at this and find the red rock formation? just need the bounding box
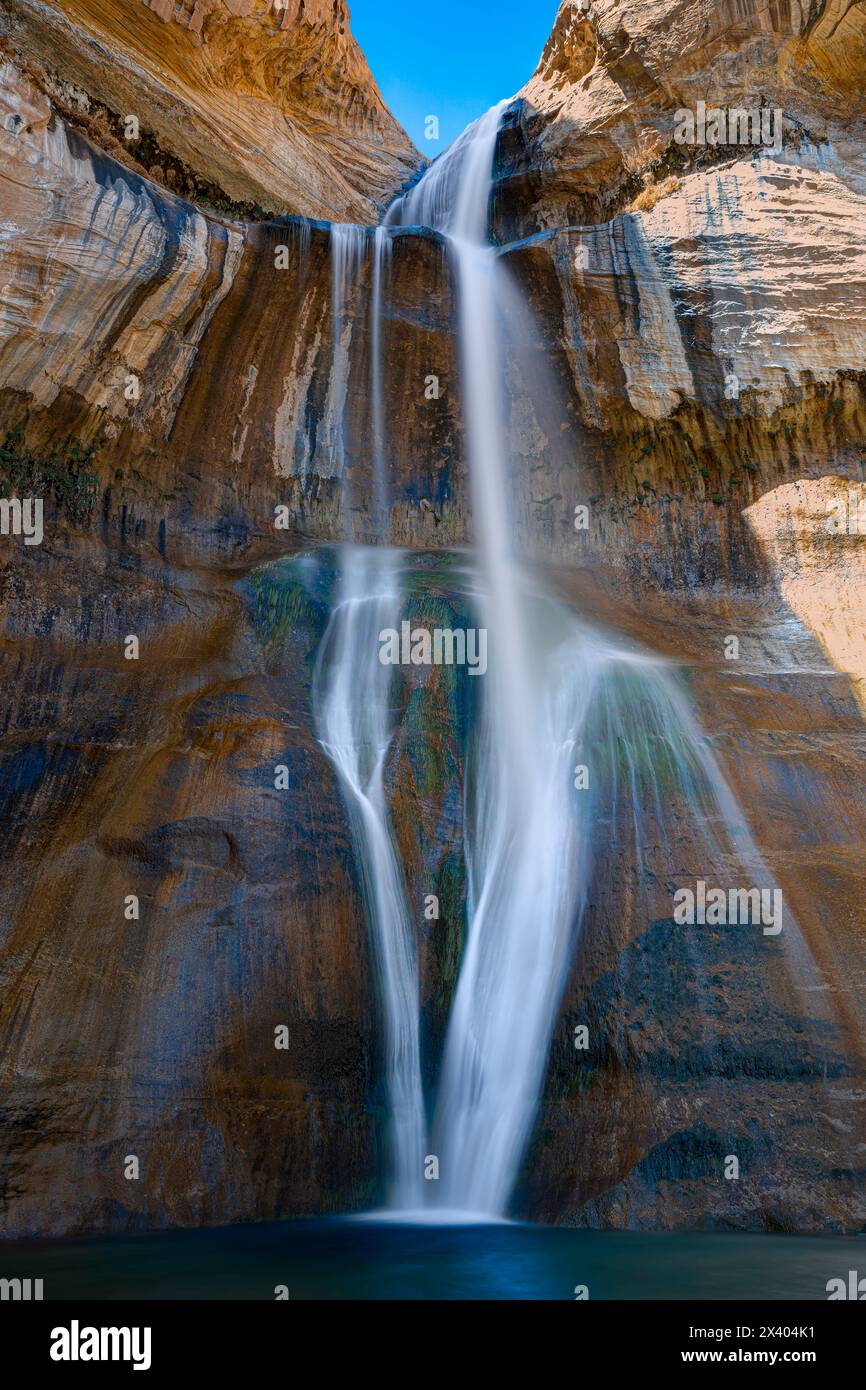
[0,0,421,221]
[501,0,866,238]
[1,0,866,1239]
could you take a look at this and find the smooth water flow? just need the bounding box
[390,104,596,1213]
[388,105,529,768]
[312,105,825,1222]
[315,227,425,1206]
[370,225,391,533]
[327,225,367,489]
[313,548,425,1208]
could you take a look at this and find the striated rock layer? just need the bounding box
[0,58,460,561]
[3,55,866,586]
[1,1,866,1236]
[502,0,866,240]
[0,0,421,221]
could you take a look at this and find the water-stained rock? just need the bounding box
[0,0,421,221]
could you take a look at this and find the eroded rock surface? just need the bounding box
[3,52,866,591]
[503,0,866,239]
[746,478,866,709]
[0,0,421,221]
[0,539,380,1233]
[1,0,865,1238]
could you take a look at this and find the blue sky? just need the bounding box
[349,0,560,151]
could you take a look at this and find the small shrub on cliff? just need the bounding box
[627,175,680,214]
[0,429,100,522]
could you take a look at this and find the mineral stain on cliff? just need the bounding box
[0,0,865,1254]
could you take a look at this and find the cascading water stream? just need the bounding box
[313,225,425,1209]
[388,102,599,1214]
[370,226,391,536]
[326,225,367,485]
[386,105,532,771]
[310,103,830,1222]
[313,548,425,1209]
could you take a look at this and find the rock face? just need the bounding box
[0,0,421,221]
[4,50,866,586]
[0,59,458,560]
[525,568,866,1231]
[502,0,866,240]
[0,541,381,1232]
[746,478,866,710]
[1,1,866,1238]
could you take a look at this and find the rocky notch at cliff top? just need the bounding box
[0,0,422,222]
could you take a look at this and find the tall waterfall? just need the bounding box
[310,105,819,1221]
[313,548,425,1209]
[389,106,601,1213]
[314,225,425,1209]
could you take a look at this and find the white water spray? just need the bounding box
[311,104,826,1222]
[314,227,425,1207]
[389,105,602,1213]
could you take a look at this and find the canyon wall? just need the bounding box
[1,0,866,1236]
[4,11,866,585]
[0,0,421,221]
[503,0,866,239]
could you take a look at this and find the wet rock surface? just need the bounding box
[0,0,865,1236]
[2,538,865,1234]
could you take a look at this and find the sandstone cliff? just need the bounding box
[504,0,866,238]
[0,56,456,562]
[1,1,866,1238]
[3,44,865,588]
[0,0,421,221]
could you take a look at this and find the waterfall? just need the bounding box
[314,226,425,1208]
[310,104,825,1222]
[326,224,367,485]
[389,104,599,1214]
[370,226,391,535]
[313,548,425,1209]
